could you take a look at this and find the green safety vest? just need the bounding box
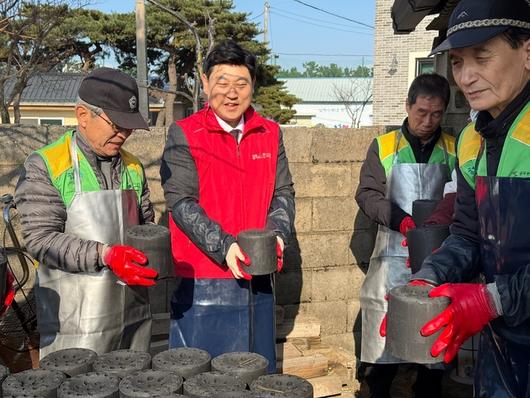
[36,130,145,207]
[458,102,530,189]
[376,129,456,176]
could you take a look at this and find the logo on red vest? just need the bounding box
[252,152,272,160]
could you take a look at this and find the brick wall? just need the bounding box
[373,0,438,126]
[0,124,384,353]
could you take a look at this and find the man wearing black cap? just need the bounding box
[408,0,530,395]
[15,67,158,357]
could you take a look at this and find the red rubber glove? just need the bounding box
[103,245,158,286]
[399,215,416,237]
[420,283,498,364]
[0,270,15,316]
[276,237,284,273]
[380,280,433,337]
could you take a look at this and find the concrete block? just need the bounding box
[320,333,356,354]
[346,300,361,333]
[275,270,312,305]
[313,197,356,232]
[283,303,311,320]
[282,128,312,163]
[290,164,353,198]
[292,233,353,269]
[305,301,348,335]
[311,267,357,301]
[311,128,381,163]
[294,198,312,233]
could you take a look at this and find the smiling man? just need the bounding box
[160,40,295,371]
[15,67,157,358]
[410,0,530,396]
[355,73,455,398]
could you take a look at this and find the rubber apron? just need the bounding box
[360,131,450,363]
[36,134,151,357]
[170,275,276,373]
[474,173,530,397]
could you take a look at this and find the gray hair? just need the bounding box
[76,96,103,116]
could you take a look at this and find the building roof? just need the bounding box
[4,72,163,106]
[280,77,372,103]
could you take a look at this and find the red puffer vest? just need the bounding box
[168,105,279,278]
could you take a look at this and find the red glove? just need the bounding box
[380,280,433,337]
[0,270,15,316]
[103,245,158,286]
[399,215,416,237]
[420,283,498,363]
[276,239,284,273]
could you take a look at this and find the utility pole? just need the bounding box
[263,1,270,63]
[135,0,149,124]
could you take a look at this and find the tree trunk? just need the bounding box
[13,91,22,123]
[163,54,178,126]
[0,80,10,124]
[155,108,166,128]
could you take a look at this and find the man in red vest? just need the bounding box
[160,40,295,372]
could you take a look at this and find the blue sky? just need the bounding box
[90,0,375,70]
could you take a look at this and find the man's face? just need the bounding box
[406,95,445,142]
[76,106,132,157]
[449,35,530,118]
[201,64,254,127]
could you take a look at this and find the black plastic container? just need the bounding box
[58,372,120,398]
[152,347,211,379]
[125,224,173,278]
[40,347,98,377]
[236,229,277,275]
[407,224,450,274]
[412,199,440,226]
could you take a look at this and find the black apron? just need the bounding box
[474,175,530,397]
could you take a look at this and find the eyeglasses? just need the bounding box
[97,113,132,135]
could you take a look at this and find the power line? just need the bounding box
[249,11,264,21]
[270,10,373,35]
[273,5,372,30]
[276,52,373,57]
[292,0,374,29]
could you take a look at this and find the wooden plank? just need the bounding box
[279,353,328,379]
[276,342,303,361]
[307,375,342,398]
[327,347,356,368]
[329,363,354,386]
[276,316,321,340]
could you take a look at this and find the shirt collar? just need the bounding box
[214,113,245,133]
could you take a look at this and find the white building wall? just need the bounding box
[291,103,373,128]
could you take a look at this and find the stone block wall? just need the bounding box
[0,124,384,354]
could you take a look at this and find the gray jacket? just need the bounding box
[14,130,154,273]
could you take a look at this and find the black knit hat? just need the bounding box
[78,67,148,130]
[431,0,530,55]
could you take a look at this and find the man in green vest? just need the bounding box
[356,73,455,398]
[15,67,158,358]
[409,0,530,395]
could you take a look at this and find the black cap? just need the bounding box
[430,0,530,55]
[78,67,149,130]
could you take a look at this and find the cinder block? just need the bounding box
[311,267,357,301]
[346,300,361,333]
[294,198,312,233]
[294,233,353,269]
[313,197,356,232]
[275,270,312,305]
[305,301,348,335]
[290,164,353,198]
[283,128,312,163]
[311,128,381,163]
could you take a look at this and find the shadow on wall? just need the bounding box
[276,228,302,335]
[349,210,377,362]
